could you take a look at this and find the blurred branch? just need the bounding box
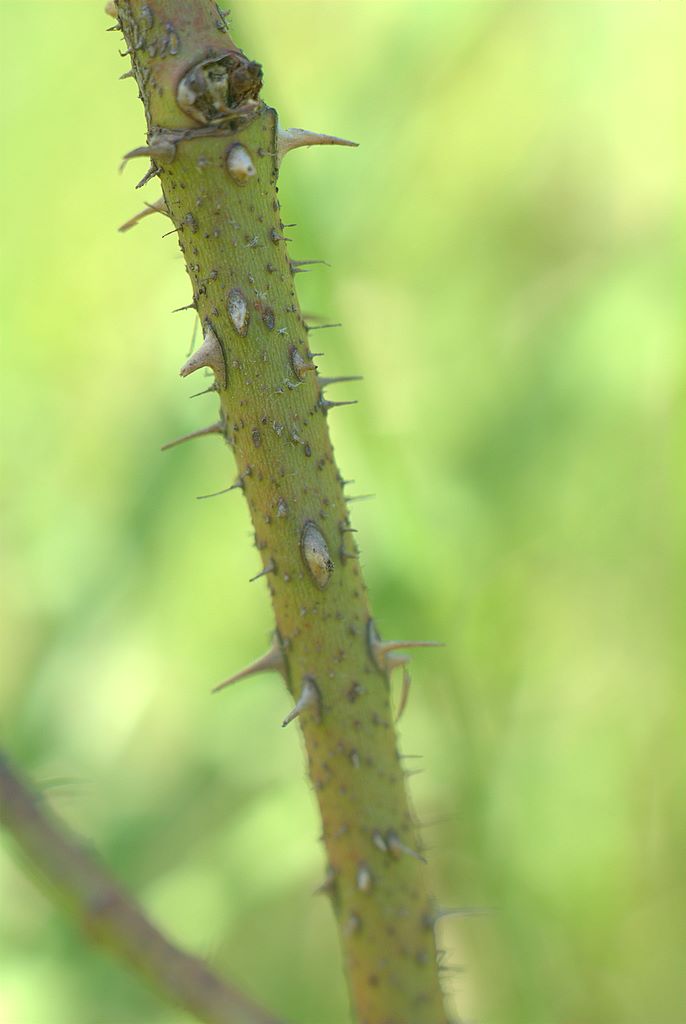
[0,752,284,1024]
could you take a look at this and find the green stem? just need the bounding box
[0,753,283,1024]
[115,3,448,1021]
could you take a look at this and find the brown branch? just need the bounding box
[0,752,284,1024]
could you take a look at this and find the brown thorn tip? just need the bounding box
[277,128,358,166]
[160,421,223,451]
[212,638,284,694]
[282,678,320,728]
[179,325,226,389]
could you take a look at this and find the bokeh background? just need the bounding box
[1,2,683,1023]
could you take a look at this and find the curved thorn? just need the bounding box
[212,637,285,694]
[282,678,320,728]
[120,139,176,172]
[179,324,226,389]
[277,127,358,166]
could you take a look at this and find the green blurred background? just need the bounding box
[1,2,683,1022]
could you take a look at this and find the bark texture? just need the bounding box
[114,4,448,1022]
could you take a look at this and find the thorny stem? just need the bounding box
[0,753,283,1024]
[114,3,448,1023]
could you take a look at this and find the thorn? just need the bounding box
[118,196,169,233]
[346,494,375,503]
[189,383,218,399]
[249,560,276,583]
[376,639,445,658]
[396,663,411,722]
[320,398,358,412]
[120,138,176,172]
[386,830,427,864]
[290,259,330,272]
[340,526,358,534]
[161,421,223,451]
[319,376,363,387]
[277,127,358,165]
[432,906,494,923]
[212,636,285,694]
[119,69,135,80]
[313,867,337,897]
[307,323,341,332]
[196,480,242,500]
[282,677,320,728]
[179,324,226,389]
[135,165,160,190]
[172,302,197,313]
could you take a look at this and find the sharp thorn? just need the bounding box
[377,639,445,658]
[172,302,197,313]
[189,383,218,399]
[282,677,320,728]
[196,481,242,500]
[135,165,159,189]
[277,127,358,166]
[119,69,135,80]
[346,494,375,503]
[179,324,226,389]
[249,560,276,583]
[120,138,176,172]
[118,196,168,233]
[290,259,330,270]
[432,906,494,923]
[212,637,285,694]
[160,421,223,451]
[320,398,358,412]
[313,867,337,897]
[386,830,427,864]
[306,323,341,332]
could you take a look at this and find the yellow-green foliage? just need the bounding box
[0,3,682,1023]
